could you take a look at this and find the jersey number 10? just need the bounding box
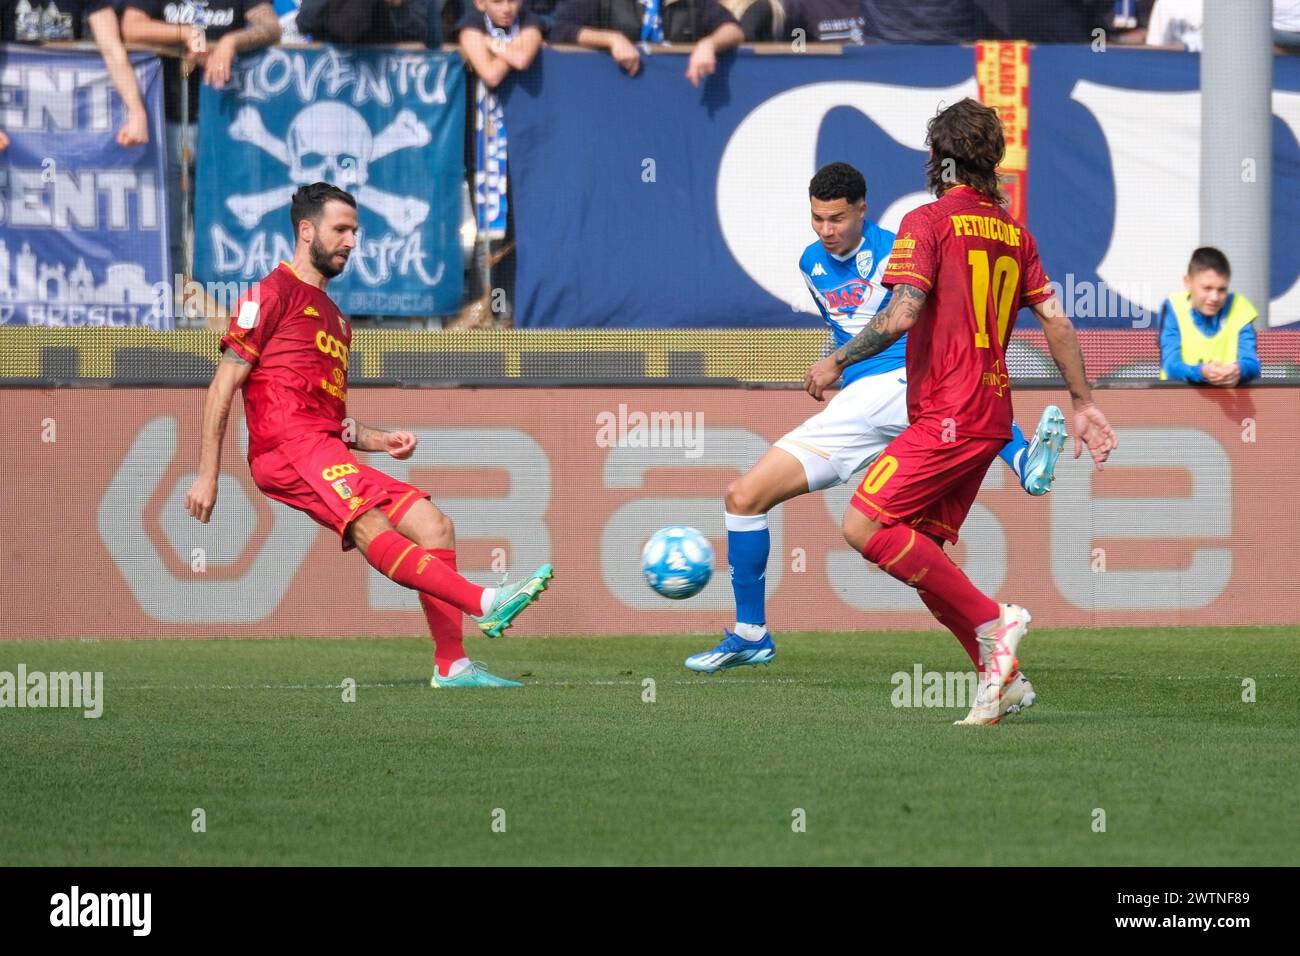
[967,250,1020,349]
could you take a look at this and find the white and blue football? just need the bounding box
[642,526,714,600]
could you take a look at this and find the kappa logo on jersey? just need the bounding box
[315,330,350,371]
[811,263,827,276]
[823,280,871,311]
[855,250,874,278]
[303,306,319,317]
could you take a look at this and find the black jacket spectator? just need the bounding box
[550,0,737,45]
[786,0,865,42]
[297,0,430,44]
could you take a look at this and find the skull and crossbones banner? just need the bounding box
[194,46,466,316]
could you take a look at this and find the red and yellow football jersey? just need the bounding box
[220,262,352,461]
[882,185,1052,440]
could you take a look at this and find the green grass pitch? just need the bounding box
[1,628,1296,866]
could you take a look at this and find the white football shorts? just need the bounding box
[774,367,909,492]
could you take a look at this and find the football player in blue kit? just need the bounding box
[685,162,1064,721]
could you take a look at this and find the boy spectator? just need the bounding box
[454,0,542,85]
[1158,247,1260,387]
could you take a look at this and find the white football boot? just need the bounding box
[954,606,1032,725]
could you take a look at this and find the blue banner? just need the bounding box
[502,47,1300,328]
[195,46,465,316]
[0,46,170,328]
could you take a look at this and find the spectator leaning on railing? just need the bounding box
[454,0,543,85]
[121,0,281,275]
[549,0,744,86]
[4,1,150,145]
[1158,247,1261,387]
[295,0,429,43]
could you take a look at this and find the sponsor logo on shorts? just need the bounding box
[348,497,366,512]
[322,463,359,482]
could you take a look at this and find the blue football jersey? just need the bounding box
[799,220,907,386]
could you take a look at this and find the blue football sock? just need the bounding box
[999,420,1029,483]
[725,512,769,630]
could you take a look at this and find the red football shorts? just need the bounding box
[849,423,1005,545]
[250,432,429,550]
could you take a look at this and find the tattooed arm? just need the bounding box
[804,284,927,402]
[203,4,282,89]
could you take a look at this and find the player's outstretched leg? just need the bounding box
[391,499,527,688]
[1000,407,1067,496]
[686,448,808,673]
[846,512,1029,725]
[354,507,552,645]
[474,565,554,640]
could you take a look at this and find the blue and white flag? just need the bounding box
[0,46,170,328]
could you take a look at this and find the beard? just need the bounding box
[310,237,348,278]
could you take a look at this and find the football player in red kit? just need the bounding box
[185,182,552,688]
[806,99,1118,725]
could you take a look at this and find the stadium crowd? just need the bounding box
[0,0,1289,367]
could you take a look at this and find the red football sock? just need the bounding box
[862,525,1000,635]
[365,530,485,618]
[918,588,982,672]
[421,549,467,677]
